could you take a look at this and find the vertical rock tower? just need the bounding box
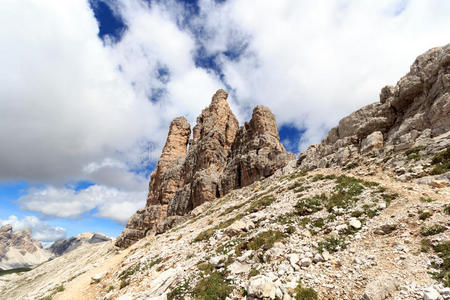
[116,90,294,248]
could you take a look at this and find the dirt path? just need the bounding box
[54,246,133,300]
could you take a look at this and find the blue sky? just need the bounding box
[1,0,449,245]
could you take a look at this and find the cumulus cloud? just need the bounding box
[1,215,66,244]
[194,0,450,150]
[17,184,146,224]
[1,0,450,225]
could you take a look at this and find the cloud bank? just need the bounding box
[1,215,66,244]
[1,0,449,225]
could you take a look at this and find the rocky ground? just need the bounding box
[4,162,446,300]
[2,43,448,300]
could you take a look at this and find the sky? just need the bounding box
[0,0,449,246]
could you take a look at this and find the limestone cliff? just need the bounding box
[298,43,450,180]
[0,225,51,270]
[116,90,294,248]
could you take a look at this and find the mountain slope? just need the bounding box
[3,44,449,300]
[30,168,448,300]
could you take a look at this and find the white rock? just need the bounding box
[313,253,324,263]
[349,218,362,229]
[116,295,134,300]
[90,272,106,284]
[336,224,348,232]
[287,253,300,266]
[228,261,251,274]
[148,268,180,295]
[283,293,292,300]
[148,294,167,300]
[438,287,450,297]
[275,287,283,299]
[362,275,398,300]
[322,250,332,261]
[209,255,227,267]
[423,287,442,300]
[277,261,293,276]
[247,275,276,299]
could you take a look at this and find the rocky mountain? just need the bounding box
[0,224,51,270]
[116,90,294,248]
[2,44,449,300]
[298,44,450,181]
[49,232,111,256]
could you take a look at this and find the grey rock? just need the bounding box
[362,275,398,300]
[247,275,276,299]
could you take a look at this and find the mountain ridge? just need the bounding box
[1,43,449,300]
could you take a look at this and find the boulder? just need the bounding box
[247,275,277,299]
[361,275,398,300]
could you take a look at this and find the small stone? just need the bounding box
[313,253,324,263]
[322,250,332,261]
[90,272,105,284]
[349,218,362,229]
[336,224,348,232]
[300,257,312,267]
[209,255,227,267]
[287,253,300,266]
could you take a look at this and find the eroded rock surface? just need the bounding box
[116,90,293,248]
[0,224,51,270]
[298,44,450,171]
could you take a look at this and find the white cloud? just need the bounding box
[17,184,146,224]
[195,0,450,150]
[1,0,450,227]
[1,215,66,243]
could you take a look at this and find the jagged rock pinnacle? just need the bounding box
[116,89,294,248]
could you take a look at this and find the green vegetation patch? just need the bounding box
[249,269,260,277]
[420,197,435,203]
[192,271,234,300]
[405,146,425,161]
[247,230,285,251]
[194,214,244,242]
[421,224,447,236]
[444,205,450,215]
[295,194,326,216]
[294,281,318,300]
[419,211,433,221]
[236,230,285,255]
[430,146,450,175]
[430,241,450,287]
[317,237,347,253]
[421,238,433,253]
[167,279,190,300]
[247,195,276,213]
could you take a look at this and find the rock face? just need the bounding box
[298,44,450,169]
[116,90,294,248]
[0,224,51,270]
[49,232,111,256]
